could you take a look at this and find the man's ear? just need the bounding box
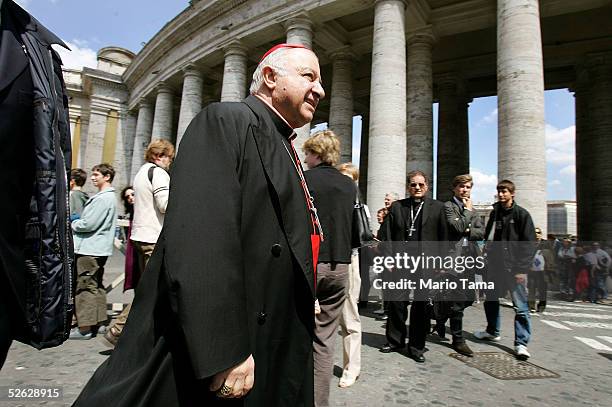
[262,66,277,91]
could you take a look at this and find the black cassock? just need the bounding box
[73,96,316,407]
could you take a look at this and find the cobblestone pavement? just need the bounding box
[2,253,611,406]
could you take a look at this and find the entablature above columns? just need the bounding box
[124,0,374,108]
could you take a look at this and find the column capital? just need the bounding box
[406,25,436,47]
[138,98,152,109]
[328,46,356,62]
[435,72,468,96]
[374,0,408,8]
[155,82,174,95]
[435,72,460,88]
[223,40,247,58]
[181,63,203,78]
[282,12,312,35]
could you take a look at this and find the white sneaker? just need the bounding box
[473,330,501,341]
[515,344,531,360]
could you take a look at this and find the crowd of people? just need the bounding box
[1,7,610,404]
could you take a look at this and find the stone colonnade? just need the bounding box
[126,0,563,235]
[497,0,547,232]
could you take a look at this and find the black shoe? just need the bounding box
[376,314,388,321]
[537,302,546,313]
[379,343,403,353]
[452,342,474,357]
[407,347,426,363]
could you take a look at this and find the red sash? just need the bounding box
[288,142,323,281]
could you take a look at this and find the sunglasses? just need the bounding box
[409,183,426,188]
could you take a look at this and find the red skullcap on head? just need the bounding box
[259,43,309,63]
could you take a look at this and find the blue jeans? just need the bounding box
[589,272,609,301]
[484,280,531,346]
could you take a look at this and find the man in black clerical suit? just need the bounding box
[74,44,325,406]
[379,170,448,363]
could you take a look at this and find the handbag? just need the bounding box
[352,186,375,247]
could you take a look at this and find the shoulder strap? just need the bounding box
[148,164,156,185]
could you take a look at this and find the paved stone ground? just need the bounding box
[1,252,612,406]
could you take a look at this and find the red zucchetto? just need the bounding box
[259,43,309,63]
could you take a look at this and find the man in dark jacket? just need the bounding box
[303,130,356,406]
[474,179,536,360]
[0,0,72,367]
[379,170,448,363]
[73,44,325,406]
[439,174,484,356]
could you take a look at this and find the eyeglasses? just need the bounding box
[409,183,426,188]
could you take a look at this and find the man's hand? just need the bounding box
[209,354,255,398]
[462,197,473,211]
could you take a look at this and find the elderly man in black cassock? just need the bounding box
[73,44,325,406]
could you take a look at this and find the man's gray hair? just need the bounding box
[249,48,290,94]
[385,192,400,201]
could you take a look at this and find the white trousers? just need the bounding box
[338,252,362,379]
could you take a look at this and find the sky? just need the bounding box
[16,0,576,204]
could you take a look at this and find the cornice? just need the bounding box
[123,0,249,88]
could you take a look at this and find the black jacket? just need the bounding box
[383,197,448,243]
[484,201,537,274]
[74,96,315,407]
[0,0,73,349]
[304,164,356,264]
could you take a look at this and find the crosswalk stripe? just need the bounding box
[596,336,612,344]
[545,304,610,312]
[541,320,572,330]
[574,337,612,352]
[541,312,612,320]
[557,302,609,309]
[563,321,612,329]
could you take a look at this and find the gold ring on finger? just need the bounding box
[218,383,233,397]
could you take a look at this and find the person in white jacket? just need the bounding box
[102,139,174,347]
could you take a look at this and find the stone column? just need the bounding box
[436,73,470,202]
[119,111,137,186]
[220,41,247,102]
[82,104,107,173]
[584,53,612,242]
[177,65,203,149]
[359,114,370,201]
[497,0,547,233]
[367,0,407,230]
[130,99,153,181]
[285,14,313,48]
[285,14,313,160]
[574,66,591,241]
[151,83,174,141]
[328,48,355,163]
[202,88,217,108]
[406,27,435,186]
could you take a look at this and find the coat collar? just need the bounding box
[0,1,68,93]
[246,95,294,140]
[9,0,69,48]
[243,96,315,296]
